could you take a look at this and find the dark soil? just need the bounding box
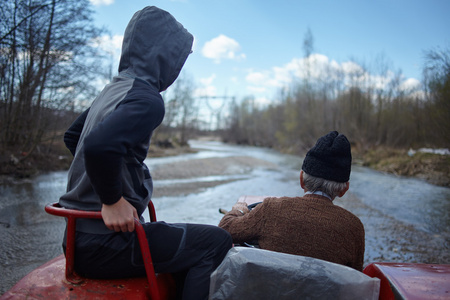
[0,142,72,183]
[356,148,450,187]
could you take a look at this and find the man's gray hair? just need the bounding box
[303,172,348,199]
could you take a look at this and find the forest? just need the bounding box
[1,0,449,184]
[219,46,449,154]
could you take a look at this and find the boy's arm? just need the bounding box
[83,94,164,206]
[64,108,90,156]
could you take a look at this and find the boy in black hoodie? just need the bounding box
[60,6,232,300]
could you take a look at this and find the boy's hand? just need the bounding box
[101,197,138,232]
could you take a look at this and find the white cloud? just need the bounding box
[246,72,267,85]
[199,74,216,86]
[254,97,272,107]
[202,34,246,63]
[399,77,424,98]
[246,54,342,93]
[400,78,421,91]
[89,0,114,6]
[194,74,217,97]
[92,34,123,59]
[247,86,267,94]
[244,53,423,101]
[341,61,365,75]
[246,70,284,89]
[272,66,294,86]
[370,71,396,90]
[194,85,217,97]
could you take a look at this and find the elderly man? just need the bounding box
[218,131,365,271]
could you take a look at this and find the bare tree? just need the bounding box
[0,0,104,162]
[161,72,198,146]
[423,47,450,147]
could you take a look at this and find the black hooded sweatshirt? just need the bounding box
[60,6,193,234]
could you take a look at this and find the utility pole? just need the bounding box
[197,96,235,130]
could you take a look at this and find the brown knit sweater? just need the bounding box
[218,195,365,271]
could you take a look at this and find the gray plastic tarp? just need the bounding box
[209,247,380,300]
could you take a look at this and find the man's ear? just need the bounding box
[300,170,306,191]
[338,182,350,197]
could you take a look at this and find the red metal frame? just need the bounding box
[364,262,450,300]
[44,201,161,300]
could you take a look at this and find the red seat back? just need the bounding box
[45,202,162,300]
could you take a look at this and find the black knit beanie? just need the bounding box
[301,131,352,182]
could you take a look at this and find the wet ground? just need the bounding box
[1,140,449,295]
[148,141,450,266]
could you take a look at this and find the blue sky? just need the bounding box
[90,0,449,107]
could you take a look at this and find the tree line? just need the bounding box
[1,0,108,170]
[221,48,449,155]
[1,1,448,175]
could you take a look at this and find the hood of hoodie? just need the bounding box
[118,6,193,92]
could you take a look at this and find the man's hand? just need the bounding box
[232,202,249,215]
[101,197,138,232]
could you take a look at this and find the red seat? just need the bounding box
[42,201,174,300]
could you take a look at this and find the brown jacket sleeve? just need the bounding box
[218,201,267,244]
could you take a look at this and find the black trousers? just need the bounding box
[70,222,232,300]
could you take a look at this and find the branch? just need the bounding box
[0,3,49,43]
